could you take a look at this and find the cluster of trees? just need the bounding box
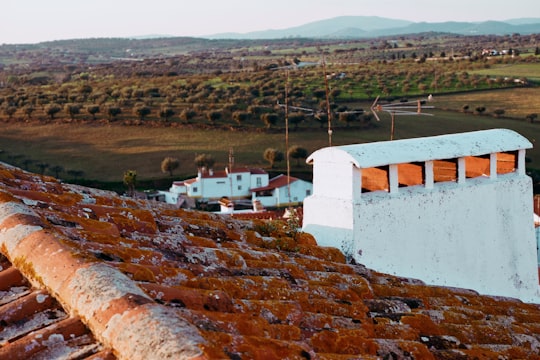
[263,145,308,168]
[1,33,537,130]
[0,62,531,130]
[160,146,308,180]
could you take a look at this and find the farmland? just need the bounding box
[0,34,539,191]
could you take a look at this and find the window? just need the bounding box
[464,155,490,178]
[256,177,262,186]
[497,151,517,175]
[397,162,424,187]
[306,189,311,196]
[238,185,242,190]
[236,174,242,181]
[192,186,198,193]
[361,166,389,193]
[433,159,458,183]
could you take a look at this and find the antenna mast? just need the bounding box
[285,70,291,202]
[370,96,435,140]
[322,58,333,147]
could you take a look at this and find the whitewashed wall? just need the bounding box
[356,176,537,301]
[303,130,540,303]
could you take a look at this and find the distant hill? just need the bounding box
[206,16,540,39]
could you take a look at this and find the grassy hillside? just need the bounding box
[2,93,540,189]
[1,34,539,192]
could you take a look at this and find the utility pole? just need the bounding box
[285,70,291,203]
[322,58,333,147]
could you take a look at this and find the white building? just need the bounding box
[251,174,313,208]
[302,129,540,302]
[159,169,313,209]
[160,167,269,205]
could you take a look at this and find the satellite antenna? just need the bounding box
[370,95,434,140]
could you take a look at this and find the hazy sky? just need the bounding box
[2,0,538,44]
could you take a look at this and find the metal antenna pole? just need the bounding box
[370,96,435,140]
[322,58,332,147]
[390,112,396,140]
[285,70,291,203]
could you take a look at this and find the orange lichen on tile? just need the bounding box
[186,276,295,301]
[372,317,419,340]
[307,272,374,299]
[236,334,314,360]
[394,340,434,359]
[185,234,219,248]
[195,331,232,358]
[140,283,234,312]
[438,308,485,324]
[236,299,303,323]
[296,231,318,246]
[113,262,193,284]
[400,313,443,336]
[4,162,540,359]
[369,279,483,309]
[114,262,158,282]
[504,346,540,360]
[298,298,369,321]
[81,204,158,234]
[310,329,379,355]
[440,322,515,346]
[10,188,82,207]
[243,229,265,247]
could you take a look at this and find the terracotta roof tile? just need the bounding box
[1,161,540,359]
[0,257,116,359]
[251,174,299,192]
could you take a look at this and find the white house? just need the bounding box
[160,167,269,204]
[302,129,540,302]
[251,174,313,208]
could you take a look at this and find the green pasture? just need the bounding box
[470,62,540,82]
[432,87,540,119]
[2,101,540,187]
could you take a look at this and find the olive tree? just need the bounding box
[194,154,216,171]
[46,104,62,119]
[123,170,137,197]
[288,145,308,166]
[161,157,180,177]
[263,148,284,168]
[86,105,100,120]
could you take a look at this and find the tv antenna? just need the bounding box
[370,95,434,140]
[276,56,363,147]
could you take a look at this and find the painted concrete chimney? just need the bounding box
[303,129,540,302]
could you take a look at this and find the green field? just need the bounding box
[470,62,540,83]
[2,90,540,189]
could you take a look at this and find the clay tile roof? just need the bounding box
[1,160,540,359]
[251,174,299,192]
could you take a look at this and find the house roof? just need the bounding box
[306,129,532,169]
[201,168,268,179]
[175,168,268,180]
[251,174,300,192]
[2,161,540,359]
[173,178,197,186]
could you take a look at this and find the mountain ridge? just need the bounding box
[205,15,540,39]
